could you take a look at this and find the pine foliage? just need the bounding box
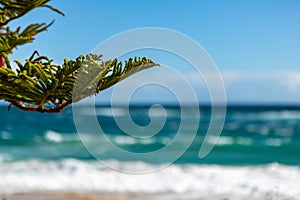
[0,0,159,112]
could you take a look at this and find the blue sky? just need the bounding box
[8,0,300,104]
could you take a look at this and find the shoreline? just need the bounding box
[0,192,274,200]
[1,192,147,200]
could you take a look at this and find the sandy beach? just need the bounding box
[0,192,275,200]
[1,192,146,200]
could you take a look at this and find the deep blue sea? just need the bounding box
[0,105,300,198]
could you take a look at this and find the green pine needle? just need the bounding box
[0,53,159,112]
[0,0,159,112]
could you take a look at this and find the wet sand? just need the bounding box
[0,192,279,200]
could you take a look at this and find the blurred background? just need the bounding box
[1,1,300,199]
[6,0,300,105]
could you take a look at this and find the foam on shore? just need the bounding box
[0,159,299,199]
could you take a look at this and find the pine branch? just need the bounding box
[0,21,54,54]
[0,0,160,113]
[0,53,159,112]
[0,0,64,26]
[0,0,63,55]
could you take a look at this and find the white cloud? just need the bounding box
[219,70,300,103]
[279,71,300,91]
[92,69,300,104]
[220,70,300,91]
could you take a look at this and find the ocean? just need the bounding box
[0,105,300,199]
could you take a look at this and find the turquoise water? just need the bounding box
[1,105,300,198]
[1,105,300,165]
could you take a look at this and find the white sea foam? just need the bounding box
[43,130,82,143]
[113,136,137,145]
[0,159,299,199]
[236,137,253,145]
[112,136,157,145]
[45,131,64,143]
[0,131,12,140]
[0,154,12,163]
[96,107,127,117]
[232,111,300,121]
[206,136,234,146]
[264,138,285,147]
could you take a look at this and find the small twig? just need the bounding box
[11,101,72,113]
[0,10,30,26]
